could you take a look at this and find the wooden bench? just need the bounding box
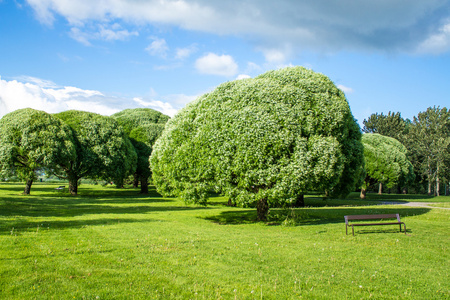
[344,214,406,236]
[55,186,65,192]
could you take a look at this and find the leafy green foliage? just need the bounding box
[0,108,76,194]
[54,110,137,194]
[361,134,414,196]
[112,108,169,193]
[150,67,364,218]
[362,111,408,142]
[406,106,450,195]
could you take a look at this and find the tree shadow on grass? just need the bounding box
[203,206,431,227]
[2,217,160,235]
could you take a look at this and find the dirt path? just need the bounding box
[380,201,450,210]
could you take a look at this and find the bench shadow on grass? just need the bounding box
[203,206,431,228]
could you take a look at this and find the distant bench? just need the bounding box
[344,214,406,236]
[55,186,65,192]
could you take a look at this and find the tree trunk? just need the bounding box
[68,173,78,195]
[293,194,304,207]
[227,198,236,206]
[23,179,33,195]
[140,175,149,194]
[427,157,432,196]
[436,164,440,196]
[402,187,408,194]
[133,173,139,188]
[360,188,367,199]
[428,181,432,196]
[256,197,269,221]
[378,182,382,195]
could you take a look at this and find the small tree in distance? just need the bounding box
[360,133,414,199]
[112,108,169,193]
[150,67,364,221]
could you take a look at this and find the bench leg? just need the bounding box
[346,225,348,235]
[352,225,354,236]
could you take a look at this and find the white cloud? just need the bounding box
[175,45,197,60]
[98,24,139,41]
[195,53,238,76]
[132,97,178,117]
[25,0,450,56]
[417,22,450,54]
[236,74,251,80]
[146,37,169,57]
[0,76,180,118]
[69,23,138,45]
[337,84,354,94]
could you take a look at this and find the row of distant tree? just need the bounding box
[362,107,450,196]
[0,108,169,195]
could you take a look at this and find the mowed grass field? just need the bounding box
[0,183,448,299]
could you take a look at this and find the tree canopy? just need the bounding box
[112,108,169,193]
[360,133,414,199]
[54,110,137,195]
[406,106,450,195]
[150,66,364,220]
[0,108,76,194]
[362,111,408,142]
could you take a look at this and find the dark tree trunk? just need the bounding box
[140,175,149,194]
[68,173,78,195]
[115,177,124,189]
[436,164,440,196]
[133,173,139,188]
[360,188,367,199]
[293,194,305,207]
[227,198,236,206]
[23,179,33,195]
[256,197,269,221]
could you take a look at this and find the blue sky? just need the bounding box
[1,0,449,125]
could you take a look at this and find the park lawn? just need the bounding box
[0,183,448,299]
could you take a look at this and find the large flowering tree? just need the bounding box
[54,110,137,195]
[0,108,76,194]
[150,67,364,220]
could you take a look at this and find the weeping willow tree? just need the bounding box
[150,67,364,221]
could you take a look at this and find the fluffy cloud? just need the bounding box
[417,21,450,54]
[69,23,138,46]
[0,76,179,118]
[146,37,169,57]
[175,45,198,60]
[195,53,238,76]
[25,0,450,56]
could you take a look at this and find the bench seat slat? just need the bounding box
[351,222,404,227]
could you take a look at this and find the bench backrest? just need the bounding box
[344,214,401,225]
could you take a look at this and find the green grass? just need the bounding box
[0,183,448,299]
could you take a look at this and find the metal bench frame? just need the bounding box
[344,213,406,236]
